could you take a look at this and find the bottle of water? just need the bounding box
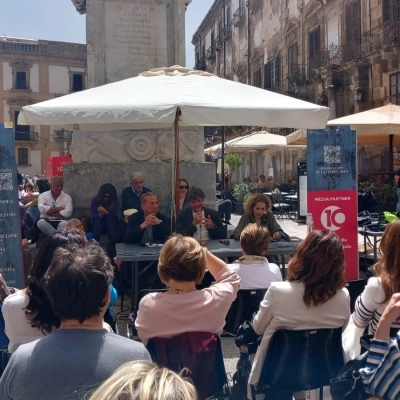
[306,213,315,234]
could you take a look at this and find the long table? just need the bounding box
[116,238,301,312]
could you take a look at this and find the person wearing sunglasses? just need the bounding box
[121,172,152,212]
[168,178,190,218]
[91,183,119,244]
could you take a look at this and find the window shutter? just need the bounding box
[383,0,391,22]
[264,62,271,89]
[276,55,281,85]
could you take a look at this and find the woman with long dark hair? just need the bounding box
[91,183,119,243]
[2,228,87,352]
[353,220,400,334]
[248,231,350,398]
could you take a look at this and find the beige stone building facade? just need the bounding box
[0,36,87,176]
[194,0,400,181]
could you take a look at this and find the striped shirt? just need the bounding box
[353,277,400,334]
[361,335,400,399]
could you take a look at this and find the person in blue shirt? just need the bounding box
[91,183,119,243]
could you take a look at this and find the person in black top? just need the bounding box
[124,193,171,244]
[121,172,151,211]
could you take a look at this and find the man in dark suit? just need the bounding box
[121,172,152,211]
[176,187,226,240]
[125,193,171,244]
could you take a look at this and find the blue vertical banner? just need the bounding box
[307,126,359,281]
[0,123,24,288]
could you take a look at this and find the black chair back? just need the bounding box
[257,328,344,393]
[147,333,229,400]
[345,279,368,313]
[224,289,268,335]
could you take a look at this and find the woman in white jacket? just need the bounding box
[249,230,350,399]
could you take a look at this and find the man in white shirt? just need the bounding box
[37,176,73,236]
[228,223,282,290]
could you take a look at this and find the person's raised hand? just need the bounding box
[192,212,203,226]
[381,293,400,324]
[204,215,214,229]
[148,215,161,225]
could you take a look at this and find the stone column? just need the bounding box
[72,0,187,87]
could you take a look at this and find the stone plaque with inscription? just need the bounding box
[105,2,168,83]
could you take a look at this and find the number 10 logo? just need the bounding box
[321,206,346,231]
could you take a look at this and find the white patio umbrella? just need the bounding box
[19,66,329,214]
[286,129,307,145]
[227,131,306,152]
[328,104,400,168]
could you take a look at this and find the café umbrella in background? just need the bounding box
[18,65,330,215]
[328,104,400,169]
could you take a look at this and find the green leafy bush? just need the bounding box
[232,183,251,203]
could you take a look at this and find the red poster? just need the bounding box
[307,190,359,281]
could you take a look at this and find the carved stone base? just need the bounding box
[71,128,204,163]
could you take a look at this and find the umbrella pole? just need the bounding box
[390,134,394,173]
[174,109,181,218]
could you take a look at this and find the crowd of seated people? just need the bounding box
[8,169,400,400]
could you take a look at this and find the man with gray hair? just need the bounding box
[121,172,152,211]
[36,176,73,236]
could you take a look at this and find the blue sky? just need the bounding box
[0,0,214,69]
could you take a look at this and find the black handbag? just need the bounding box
[330,352,369,400]
[330,335,372,400]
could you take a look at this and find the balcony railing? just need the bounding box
[232,7,246,27]
[206,45,216,62]
[224,24,232,40]
[195,57,207,71]
[15,131,39,141]
[362,18,400,56]
[215,36,223,51]
[288,64,313,86]
[52,129,73,140]
[1,40,86,57]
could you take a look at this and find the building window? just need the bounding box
[308,26,321,75]
[16,71,27,90]
[264,55,281,90]
[288,43,298,79]
[344,0,361,61]
[390,72,400,105]
[72,74,84,92]
[18,148,28,165]
[383,0,400,22]
[253,68,262,88]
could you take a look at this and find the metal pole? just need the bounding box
[390,134,394,174]
[174,109,180,217]
[221,127,225,194]
[247,2,251,85]
[223,0,227,79]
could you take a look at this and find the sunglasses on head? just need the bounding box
[179,185,188,189]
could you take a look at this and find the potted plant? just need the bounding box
[232,183,251,214]
[224,153,243,189]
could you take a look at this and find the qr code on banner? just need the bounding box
[0,173,13,191]
[324,146,341,164]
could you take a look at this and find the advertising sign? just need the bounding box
[307,126,358,281]
[0,123,24,288]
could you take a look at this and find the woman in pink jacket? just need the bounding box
[135,235,240,345]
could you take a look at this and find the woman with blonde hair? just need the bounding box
[353,220,400,334]
[135,235,240,345]
[88,360,197,400]
[232,193,283,240]
[248,230,350,397]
